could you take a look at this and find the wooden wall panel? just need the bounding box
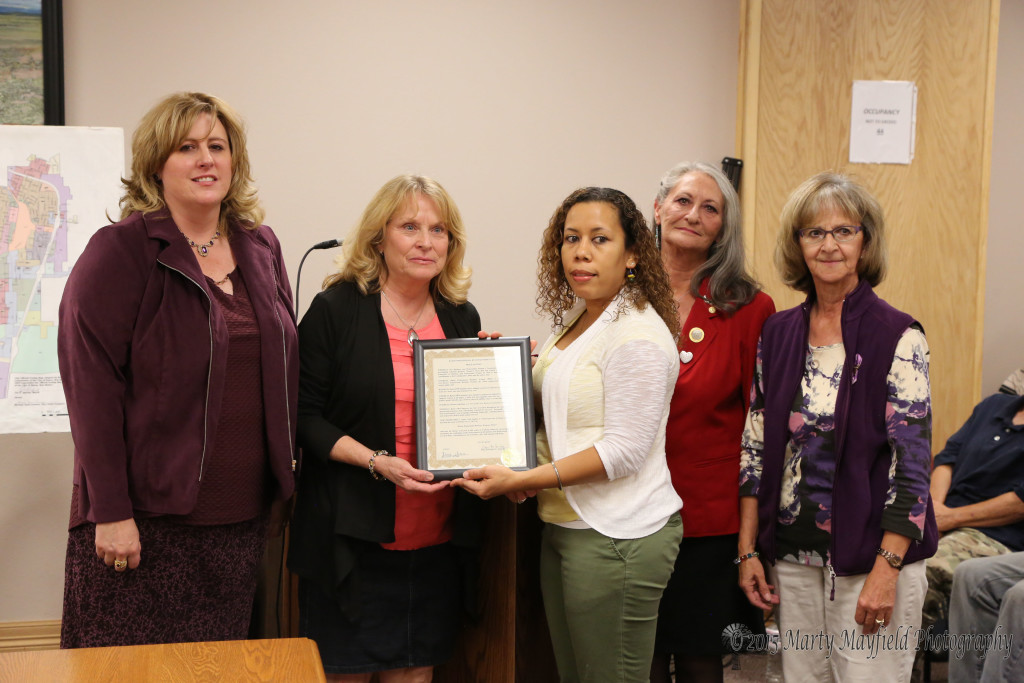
[435,500,516,683]
[738,0,999,448]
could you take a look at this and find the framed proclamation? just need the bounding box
[414,336,537,480]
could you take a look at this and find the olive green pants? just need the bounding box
[540,514,682,683]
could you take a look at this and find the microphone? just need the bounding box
[296,238,343,316]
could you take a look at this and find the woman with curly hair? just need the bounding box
[454,187,682,681]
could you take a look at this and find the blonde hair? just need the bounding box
[119,92,263,232]
[324,175,472,304]
[775,172,887,293]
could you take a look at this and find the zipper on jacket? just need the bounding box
[159,262,214,482]
[828,311,855,577]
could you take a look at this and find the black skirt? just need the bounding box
[655,533,766,656]
[61,516,266,648]
[299,541,462,674]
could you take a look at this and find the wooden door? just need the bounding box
[737,0,1000,446]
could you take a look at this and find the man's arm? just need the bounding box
[934,488,1024,533]
[931,463,953,507]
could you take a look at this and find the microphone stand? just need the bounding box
[295,239,342,317]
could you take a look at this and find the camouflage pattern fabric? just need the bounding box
[922,527,1010,630]
[999,368,1024,396]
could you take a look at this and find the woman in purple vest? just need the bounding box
[736,172,937,680]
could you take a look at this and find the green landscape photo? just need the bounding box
[0,0,44,124]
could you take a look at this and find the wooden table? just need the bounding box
[0,637,325,682]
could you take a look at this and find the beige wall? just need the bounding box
[983,0,1024,393]
[2,0,1019,626]
[1,1,741,622]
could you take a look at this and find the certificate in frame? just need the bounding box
[414,336,537,480]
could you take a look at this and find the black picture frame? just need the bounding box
[0,0,62,125]
[413,336,538,480]
[42,0,64,125]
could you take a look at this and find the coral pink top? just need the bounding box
[380,315,455,550]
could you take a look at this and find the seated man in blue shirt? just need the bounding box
[922,392,1024,632]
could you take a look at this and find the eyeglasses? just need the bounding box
[797,225,863,244]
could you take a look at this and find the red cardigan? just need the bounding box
[665,281,774,537]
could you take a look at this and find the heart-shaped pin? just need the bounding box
[679,350,693,363]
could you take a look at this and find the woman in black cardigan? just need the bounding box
[288,175,486,683]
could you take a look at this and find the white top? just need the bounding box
[535,295,682,538]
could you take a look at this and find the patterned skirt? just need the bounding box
[61,516,266,648]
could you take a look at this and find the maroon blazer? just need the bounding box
[58,210,298,524]
[665,280,775,537]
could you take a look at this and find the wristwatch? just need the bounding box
[877,547,904,570]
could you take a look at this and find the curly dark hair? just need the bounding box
[536,187,679,339]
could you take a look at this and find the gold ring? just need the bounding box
[875,618,885,626]
[114,559,128,571]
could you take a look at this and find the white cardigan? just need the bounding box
[536,296,682,539]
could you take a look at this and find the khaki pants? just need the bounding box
[771,559,927,682]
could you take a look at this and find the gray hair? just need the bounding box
[653,161,760,313]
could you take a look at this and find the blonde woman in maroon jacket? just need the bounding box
[58,92,297,648]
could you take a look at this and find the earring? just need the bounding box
[626,265,636,281]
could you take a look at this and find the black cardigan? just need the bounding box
[287,280,487,614]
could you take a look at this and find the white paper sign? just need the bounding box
[849,80,917,164]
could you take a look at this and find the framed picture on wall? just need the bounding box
[0,0,64,125]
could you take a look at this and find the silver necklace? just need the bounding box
[381,289,429,347]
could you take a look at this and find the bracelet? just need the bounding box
[368,449,390,481]
[551,462,564,490]
[877,547,904,570]
[733,551,759,565]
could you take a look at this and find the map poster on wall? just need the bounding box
[1,125,123,433]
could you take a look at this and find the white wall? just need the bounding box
[983,0,1024,393]
[1,0,741,622]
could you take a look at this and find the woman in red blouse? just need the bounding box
[650,162,775,683]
